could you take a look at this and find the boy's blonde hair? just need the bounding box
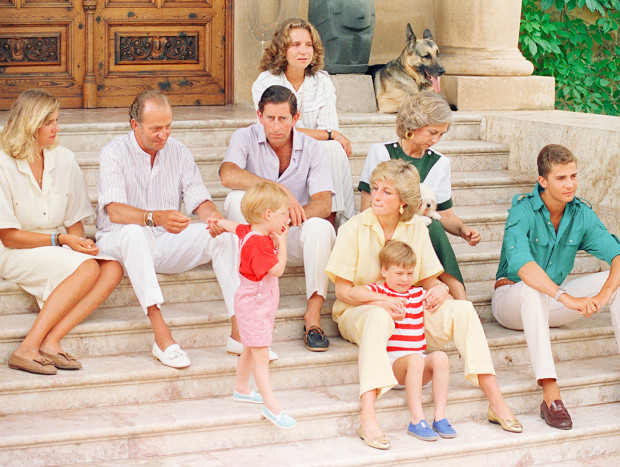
[241,181,290,224]
[379,240,417,270]
[0,89,59,161]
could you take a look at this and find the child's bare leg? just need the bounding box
[234,346,253,394]
[251,347,281,414]
[423,351,450,421]
[392,354,426,424]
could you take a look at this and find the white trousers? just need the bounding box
[224,190,335,299]
[492,271,620,381]
[322,140,356,227]
[96,224,239,315]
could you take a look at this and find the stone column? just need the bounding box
[435,0,555,110]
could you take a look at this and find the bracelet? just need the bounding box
[554,288,566,301]
[51,233,56,247]
[143,210,148,226]
[56,234,62,246]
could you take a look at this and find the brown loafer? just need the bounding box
[540,400,572,430]
[40,350,83,370]
[8,353,57,375]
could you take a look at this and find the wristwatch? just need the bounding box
[146,211,155,227]
[326,128,333,140]
[554,288,567,301]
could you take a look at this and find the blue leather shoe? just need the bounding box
[232,390,263,404]
[432,418,457,438]
[407,420,439,441]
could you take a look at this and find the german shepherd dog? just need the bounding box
[372,24,445,113]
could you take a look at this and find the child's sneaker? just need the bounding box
[432,418,457,438]
[262,407,297,428]
[407,420,439,441]
[232,390,263,404]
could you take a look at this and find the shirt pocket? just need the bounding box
[528,224,549,254]
[559,228,582,253]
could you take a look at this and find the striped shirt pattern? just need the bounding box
[366,283,426,359]
[96,131,211,233]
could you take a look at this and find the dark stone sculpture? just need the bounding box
[308,0,375,74]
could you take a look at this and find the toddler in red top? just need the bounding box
[208,181,296,429]
[348,241,455,441]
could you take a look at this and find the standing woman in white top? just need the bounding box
[252,17,356,226]
[0,89,123,375]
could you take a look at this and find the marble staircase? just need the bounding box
[0,106,617,466]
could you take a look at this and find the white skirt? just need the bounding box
[0,245,117,309]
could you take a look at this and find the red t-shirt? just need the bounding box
[236,224,279,281]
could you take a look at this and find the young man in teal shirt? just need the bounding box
[492,144,620,430]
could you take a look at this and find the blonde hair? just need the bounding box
[396,91,452,139]
[369,159,421,222]
[259,17,324,76]
[379,240,417,269]
[241,181,290,224]
[0,89,59,160]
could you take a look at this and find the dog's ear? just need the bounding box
[423,29,434,41]
[406,23,417,43]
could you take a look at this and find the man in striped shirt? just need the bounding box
[95,90,238,369]
[346,241,454,441]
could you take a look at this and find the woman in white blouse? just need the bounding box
[252,17,356,226]
[0,89,123,375]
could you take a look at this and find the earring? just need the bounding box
[405,130,415,140]
[399,205,404,215]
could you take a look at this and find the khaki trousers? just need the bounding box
[337,299,495,398]
[492,271,620,382]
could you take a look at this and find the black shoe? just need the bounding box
[304,326,329,352]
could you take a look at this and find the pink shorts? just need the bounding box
[234,274,279,347]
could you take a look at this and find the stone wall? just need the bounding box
[481,110,620,234]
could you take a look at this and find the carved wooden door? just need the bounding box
[0,0,231,109]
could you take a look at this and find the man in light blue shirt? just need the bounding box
[492,144,620,430]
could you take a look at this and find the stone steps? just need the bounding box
[1,355,618,466]
[95,403,620,467]
[0,313,616,417]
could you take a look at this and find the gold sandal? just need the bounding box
[358,426,391,450]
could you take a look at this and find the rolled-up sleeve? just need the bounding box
[222,129,250,170]
[64,156,94,227]
[180,147,211,215]
[325,221,358,284]
[579,208,620,264]
[503,207,536,278]
[306,140,335,197]
[359,143,390,193]
[98,146,128,208]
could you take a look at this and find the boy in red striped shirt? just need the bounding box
[349,241,454,441]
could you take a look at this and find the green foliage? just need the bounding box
[520,0,620,115]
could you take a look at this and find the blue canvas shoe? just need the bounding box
[262,407,297,428]
[432,418,457,438]
[232,390,263,404]
[407,420,439,441]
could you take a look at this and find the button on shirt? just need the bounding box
[496,184,620,284]
[96,131,211,233]
[222,124,334,206]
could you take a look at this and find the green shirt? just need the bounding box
[496,184,620,284]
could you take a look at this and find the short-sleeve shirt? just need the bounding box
[0,146,93,238]
[325,208,443,321]
[367,283,426,359]
[222,124,334,206]
[252,70,339,131]
[359,141,453,211]
[236,224,278,281]
[96,131,211,233]
[496,184,620,284]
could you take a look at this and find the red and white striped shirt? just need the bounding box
[366,283,426,360]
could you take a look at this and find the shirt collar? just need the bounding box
[255,124,302,153]
[129,130,157,159]
[531,182,580,212]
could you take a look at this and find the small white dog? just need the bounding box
[417,184,441,226]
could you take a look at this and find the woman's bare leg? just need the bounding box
[13,260,100,360]
[479,373,515,419]
[40,260,123,354]
[360,389,384,438]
